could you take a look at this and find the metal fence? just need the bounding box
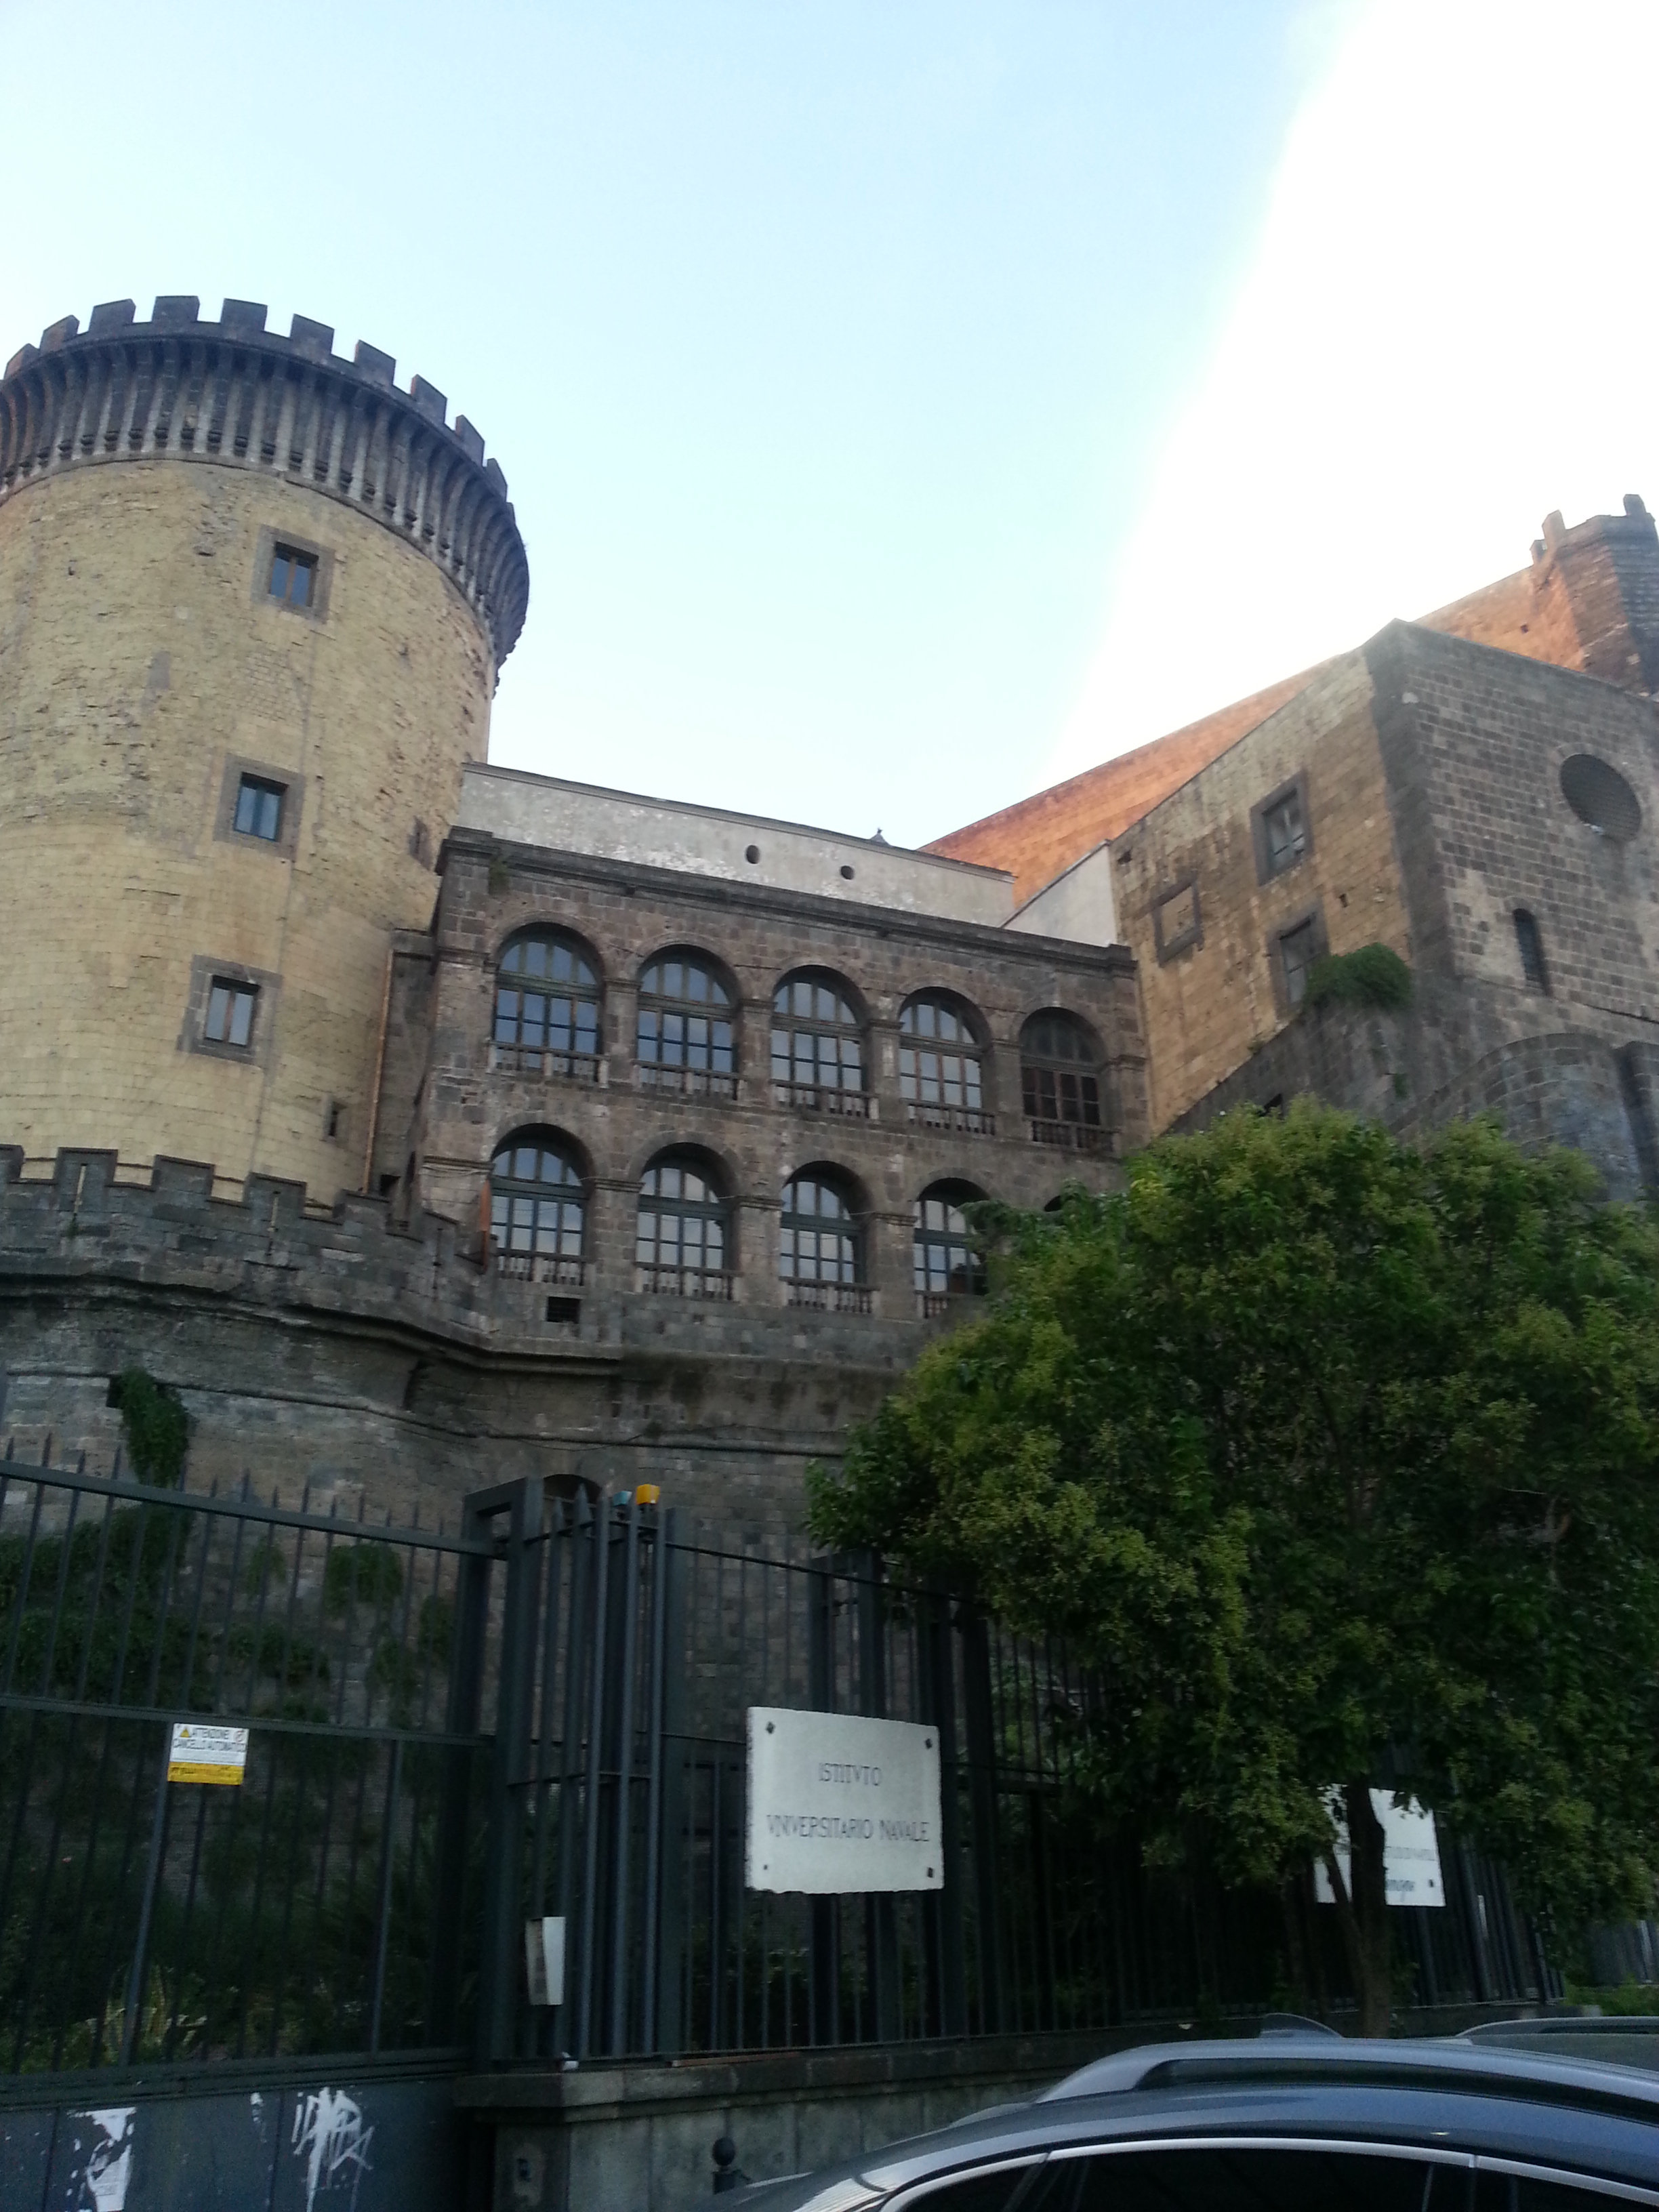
[0,1447,496,2073]
[487,1484,1554,2066]
[0,1457,1554,2082]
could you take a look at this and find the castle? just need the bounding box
[0,299,1138,1525]
[5,293,1655,1525]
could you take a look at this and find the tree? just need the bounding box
[811,1106,1659,2033]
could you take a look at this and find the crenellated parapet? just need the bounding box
[0,296,528,666]
[0,1145,518,1355]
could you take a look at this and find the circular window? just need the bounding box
[1559,754,1641,840]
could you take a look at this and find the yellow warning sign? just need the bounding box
[168,1722,249,1786]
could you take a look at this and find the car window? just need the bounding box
[899,2163,1038,2209]
[1022,2146,1444,2211]
[1477,2172,1659,2211]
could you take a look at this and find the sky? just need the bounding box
[1,1,1654,849]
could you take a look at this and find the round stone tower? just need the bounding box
[0,295,527,1198]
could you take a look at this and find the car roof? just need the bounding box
[724,2034,1659,2210]
[1042,2030,1659,2109]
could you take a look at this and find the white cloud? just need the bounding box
[1050,0,1659,781]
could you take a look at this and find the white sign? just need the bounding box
[524,1916,566,2008]
[167,1723,249,1786]
[745,1708,943,1894]
[1314,1790,1446,1908]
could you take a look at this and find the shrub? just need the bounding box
[110,1368,189,1487]
[1304,941,1412,1012]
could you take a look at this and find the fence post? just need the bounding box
[428,1492,497,2045]
[960,1609,1005,2035]
[922,1595,967,2038]
[857,1555,900,2041]
[808,1557,837,2045]
[473,1476,546,2064]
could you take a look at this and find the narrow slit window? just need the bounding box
[268,543,317,610]
[233,773,285,842]
[205,979,258,1049]
[1515,908,1549,993]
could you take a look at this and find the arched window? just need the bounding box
[779,1168,869,1312]
[914,1181,987,1314]
[900,995,991,1133]
[1515,909,1549,994]
[636,1151,733,1300]
[493,932,601,1082]
[771,971,869,1116]
[1020,1011,1103,1151]
[637,951,737,1097]
[489,1132,586,1284]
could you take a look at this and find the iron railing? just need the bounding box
[0,1460,1558,2085]
[0,1450,497,2074]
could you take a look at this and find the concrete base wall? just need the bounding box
[0,2057,468,2212]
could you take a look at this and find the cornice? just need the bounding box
[0,296,529,668]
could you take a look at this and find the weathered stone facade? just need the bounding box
[0,298,524,1197]
[0,298,1146,1530]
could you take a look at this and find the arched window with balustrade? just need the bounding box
[778,1166,869,1313]
[899,993,991,1134]
[637,949,738,1095]
[771,970,869,1117]
[914,1180,987,1314]
[489,1130,586,1284]
[636,1150,733,1299]
[1020,1010,1103,1151]
[493,930,602,1081]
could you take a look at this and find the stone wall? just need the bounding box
[1172,977,1659,1206]
[1107,652,1412,1131]
[399,830,1146,1315]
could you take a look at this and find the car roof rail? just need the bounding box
[1044,2033,1659,2118]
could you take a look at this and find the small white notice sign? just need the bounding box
[745,1708,943,1895]
[1314,1790,1446,1908]
[167,1722,249,1786]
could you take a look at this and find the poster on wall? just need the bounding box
[745,1707,943,1894]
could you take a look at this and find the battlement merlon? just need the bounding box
[0,299,529,668]
[0,1144,523,1358]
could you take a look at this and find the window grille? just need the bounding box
[493,934,601,1077]
[914,1182,987,1312]
[771,972,865,1107]
[638,954,736,1091]
[636,1155,731,1295]
[1020,1012,1101,1147]
[490,1134,586,1282]
[901,996,988,1130]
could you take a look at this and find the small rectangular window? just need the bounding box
[205,979,258,1049]
[233,773,285,842]
[268,544,317,609]
[1263,789,1307,877]
[1279,918,1319,1007]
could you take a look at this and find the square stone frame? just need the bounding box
[180,955,283,1069]
[213,752,307,862]
[1151,875,1203,963]
[1269,900,1328,1021]
[1250,769,1314,887]
[251,523,335,627]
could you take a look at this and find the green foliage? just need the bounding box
[1303,941,1413,1012]
[110,1368,190,1487]
[323,1541,404,1616]
[813,1104,1659,2026]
